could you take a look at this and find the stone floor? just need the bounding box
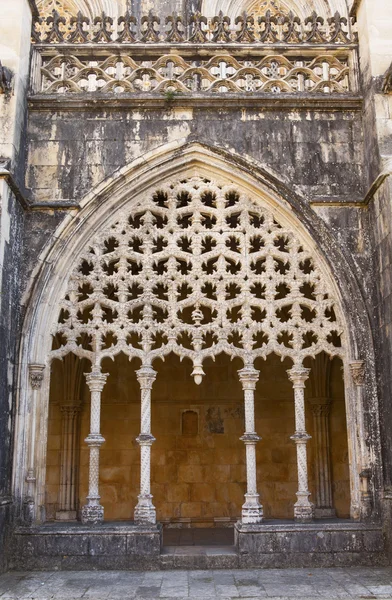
[1,567,392,599]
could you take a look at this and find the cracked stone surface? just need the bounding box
[1,567,392,599]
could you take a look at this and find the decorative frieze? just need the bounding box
[36,51,352,96]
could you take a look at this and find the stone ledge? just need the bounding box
[9,521,387,571]
[27,94,363,112]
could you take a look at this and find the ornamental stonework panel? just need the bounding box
[51,176,345,379]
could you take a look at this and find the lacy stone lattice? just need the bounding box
[51,177,344,381]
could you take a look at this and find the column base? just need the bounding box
[294,503,314,523]
[81,503,104,524]
[241,494,264,524]
[134,494,156,525]
[56,510,77,521]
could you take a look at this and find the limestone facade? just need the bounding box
[0,0,392,570]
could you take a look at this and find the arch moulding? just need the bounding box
[13,140,380,525]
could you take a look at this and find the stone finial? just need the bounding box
[28,364,45,390]
[349,360,365,386]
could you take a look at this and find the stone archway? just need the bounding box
[47,174,348,525]
[13,142,378,529]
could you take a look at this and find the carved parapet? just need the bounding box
[32,10,355,45]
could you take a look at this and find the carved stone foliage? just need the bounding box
[38,52,352,95]
[32,10,354,44]
[50,177,344,384]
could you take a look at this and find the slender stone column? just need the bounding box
[288,366,314,523]
[238,366,263,524]
[81,370,107,524]
[24,364,45,523]
[349,360,371,519]
[56,405,81,521]
[134,365,157,525]
[309,398,335,518]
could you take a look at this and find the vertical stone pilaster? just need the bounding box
[81,370,107,524]
[56,405,81,521]
[24,364,45,523]
[288,366,314,523]
[134,365,157,525]
[310,398,335,518]
[349,360,372,519]
[238,366,263,525]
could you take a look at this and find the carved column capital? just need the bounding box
[238,366,259,390]
[85,371,108,392]
[136,365,157,390]
[28,364,45,389]
[287,366,310,388]
[349,360,365,386]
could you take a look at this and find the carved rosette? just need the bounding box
[349,360,365,387]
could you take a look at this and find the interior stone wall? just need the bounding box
[45,352,350,522]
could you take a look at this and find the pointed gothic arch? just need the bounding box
[13,141,380,527]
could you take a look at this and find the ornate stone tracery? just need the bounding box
[51,176,345,380]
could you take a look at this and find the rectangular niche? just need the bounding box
[181,409,199,436]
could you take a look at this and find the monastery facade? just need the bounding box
[0,0,392,570]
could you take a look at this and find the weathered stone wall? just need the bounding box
[0,0,32,571]
[355,0,392,536]
[26,106,364,205]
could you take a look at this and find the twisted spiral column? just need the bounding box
[134,365,157,525]
[238,366,263,524]
[288,366,314,523]
[81,370,107,524]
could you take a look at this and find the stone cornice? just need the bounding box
[27,93,363,112]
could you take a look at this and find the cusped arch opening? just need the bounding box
[15,142,369,529]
